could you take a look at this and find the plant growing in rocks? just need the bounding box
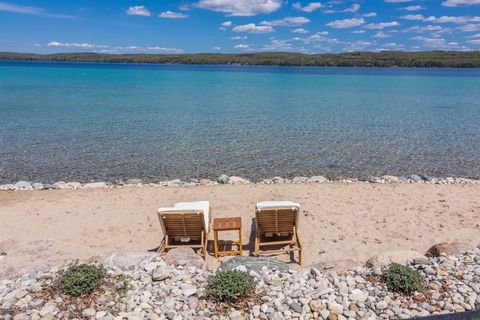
[383,263,423,294]
[57,262,106,296]
[206,270,256,302]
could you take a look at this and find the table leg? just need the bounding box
[214,230,218,258]
[239,229,243,256]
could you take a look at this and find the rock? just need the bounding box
[39,301,57,316]
[409,175,422,182]
[32,183,44,190]
[412,257,431,265]
[368,176,382,183]
[0,184,15,191]
[126,179,142,185]
[53,181,68,189]
[310,175,328,183]
[199,179,212,185]
[228,176,250,184]
[377,301,388,310]
[309,300,321,312]
[292,176,308,183]
[152,267,171,281]
[84,182,107,188]
[217,174,230,184]
[290,302,302,313]
[166,179,183,186]
[426,242,471,257]
[271,176,285,183]
[183,288,197,297]
[328,302,343,315]
[103,251,157,269]
[382,175,399,183]
[164,247,206,269]
[366,250,426,268]
[82,308,96,317]
[350,288,368,302]
[220,256,289,272]
[14,181,31,189]
[67,181,82,189]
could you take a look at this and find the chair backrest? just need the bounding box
[256,207,299,237]
[158,211,206,241]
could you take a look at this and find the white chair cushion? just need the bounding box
[256,201,300,211]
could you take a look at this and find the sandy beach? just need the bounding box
[1,183,480,278]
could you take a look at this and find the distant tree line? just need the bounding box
[1,51,480,68]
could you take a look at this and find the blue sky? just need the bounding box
[1,0,480,54]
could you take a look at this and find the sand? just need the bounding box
[1,183,480,278]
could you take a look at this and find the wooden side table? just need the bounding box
[213,217,243,258]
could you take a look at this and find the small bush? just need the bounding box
[383,263,423,294]
[58,263,105,296]
[206,270,256,302]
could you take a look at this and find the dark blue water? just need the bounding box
[1,61,480,183]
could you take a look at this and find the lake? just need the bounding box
[1,61,480,183]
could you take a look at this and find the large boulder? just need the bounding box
[164,247,206,269]
[426,242,471,258]
[103,251,157,269]
[366,250,426,268]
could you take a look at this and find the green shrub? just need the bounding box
[58,263,106,296]
[206,270,256,302]
[383,263,423,294]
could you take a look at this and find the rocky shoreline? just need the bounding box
[1,244,479,320]
[1,174,479,192]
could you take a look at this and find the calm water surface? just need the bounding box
[1,61,480,183]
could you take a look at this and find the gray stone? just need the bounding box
[103,251,157,269]
[14,181,31,189]
[32,183,44,190]
[228,176,250,184]
[290,302,302,313]
[382,175,399,183]
[164,247,206,269]
[0,184,15,191]
[84,182,107,188]
[67,181,82,189]
[152,267,171,281]
[217,174,229,184]
[126,179,142,185]
[409,175,422,182]
[82,308,96,317]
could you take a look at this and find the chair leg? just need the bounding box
[296,228,302,265]
[158,236,166,255]
[254,235,260,256]
[203,232,209,259]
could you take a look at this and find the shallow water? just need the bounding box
[1,61,480,183]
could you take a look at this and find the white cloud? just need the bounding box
[425,16,480,24]
[411,36,467,49]
[373,32,391,38]
[234,44,250,49]
[442,0,480,6]
[458,23,480,31]
[401,14,424,21]
[213,46,222,50]
[194,0,282,16]
[326,18,365,29]
[363,12,377,17]
[230,36,248,40]
[221,21,232,27]
[232,23,274,33]
[46,41,183,54]
[292,28,309,34]
[159,11,189,19]
[365,21,400,29]
[352,30,366,34]
[126,6,151,16]
[0,1,74,18]
[384,0,412,2]
[47,41,95,49]
[466,39,480,43]
[402,5,425,11]
[292,2,322,12]
[344,4,360,12]
[261,17,310,27]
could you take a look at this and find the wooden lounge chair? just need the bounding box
[157,201,210,259]
[254,201,302,264]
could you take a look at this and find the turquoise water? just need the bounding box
[1,61,480,183]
